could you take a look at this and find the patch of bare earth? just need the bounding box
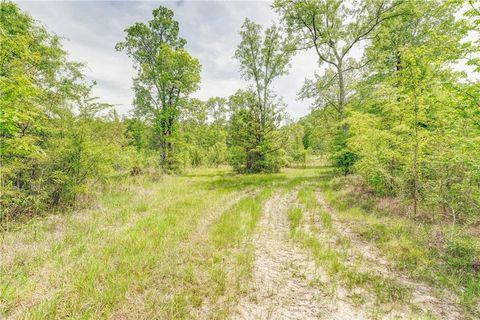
[233,191,364,320]
[315,190,464,320]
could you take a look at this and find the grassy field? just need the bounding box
[1,166,478,319]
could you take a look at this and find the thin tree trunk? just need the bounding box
[412,90,419,217]
[450,206,456,241]
[337,62,348,140]
[160,138,167,165]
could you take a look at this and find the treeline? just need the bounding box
[114,8,307,174]
[125,93,308,171]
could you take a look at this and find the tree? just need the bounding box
[45,99,124,206]
[274,0,399,174]
[274,0,398,137]
[177,98,229,168]
[179,98,207,167]
[1,2,135,219]
[204,97,229,166]
[282,123,307,167]
[0,1,87,216]
[347,0,477,220]
[206,96,229,127]
[231,18,294,173]
[116,6,201,170]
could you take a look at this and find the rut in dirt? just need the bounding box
[233,191,363,320]
[314,191,464,320]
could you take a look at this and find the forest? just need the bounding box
[1,0,480,319]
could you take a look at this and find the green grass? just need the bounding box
[0,166,321,319]
[317,170,480,317]
[288,207,303,232]
[2,164,476,318]
[298,186,333,230]
[290,184,411,314]
[3,174,232,318]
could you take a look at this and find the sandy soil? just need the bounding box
[233,191,364,320]
[231,189,465,320]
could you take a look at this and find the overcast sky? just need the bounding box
[16,1,319,119]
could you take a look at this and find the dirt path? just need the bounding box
[233,191,363,320]
[113,190,250,319]
[232,189,465,320]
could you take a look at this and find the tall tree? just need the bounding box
[206,96,229,127]
[116,6,201,169]
[231,18,294,173]
[273,0,399,143]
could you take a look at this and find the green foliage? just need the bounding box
[274,0,399,169]
[297,108,339,159]
[344,0,479,220]
[230,19,294,173]
[282,123,307,167]
[445,237,478,274]
[116,6,201,171]
[227,90,285,173]
[42,107,131,207]
[0,2,147,220]
[320,170,480,312]
[178,98,229,168]
[274,0,479,225]
[332,142,358,176]
[124,118,152,151]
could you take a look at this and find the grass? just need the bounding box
[289,184,411,313]
[317,169,480,317]
[2,164,476,318]
[0,166,320,319]
[288,207,303,232]
[3,174,231,318]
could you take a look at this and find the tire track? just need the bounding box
[233,191,363,320]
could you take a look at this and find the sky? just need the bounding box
[16,1,319,120]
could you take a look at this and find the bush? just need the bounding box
[445,237,478,274]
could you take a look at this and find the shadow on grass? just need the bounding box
[206,173,287,192]
[203,168,336,193]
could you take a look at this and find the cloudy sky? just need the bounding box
[16,1,319,119]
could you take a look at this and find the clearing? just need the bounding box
[1,166,476,319]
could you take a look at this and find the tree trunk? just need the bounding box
[160,138,167,165]
[337,61,348,140]
[412,90,419,217]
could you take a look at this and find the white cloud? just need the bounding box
[16,1,317,119]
